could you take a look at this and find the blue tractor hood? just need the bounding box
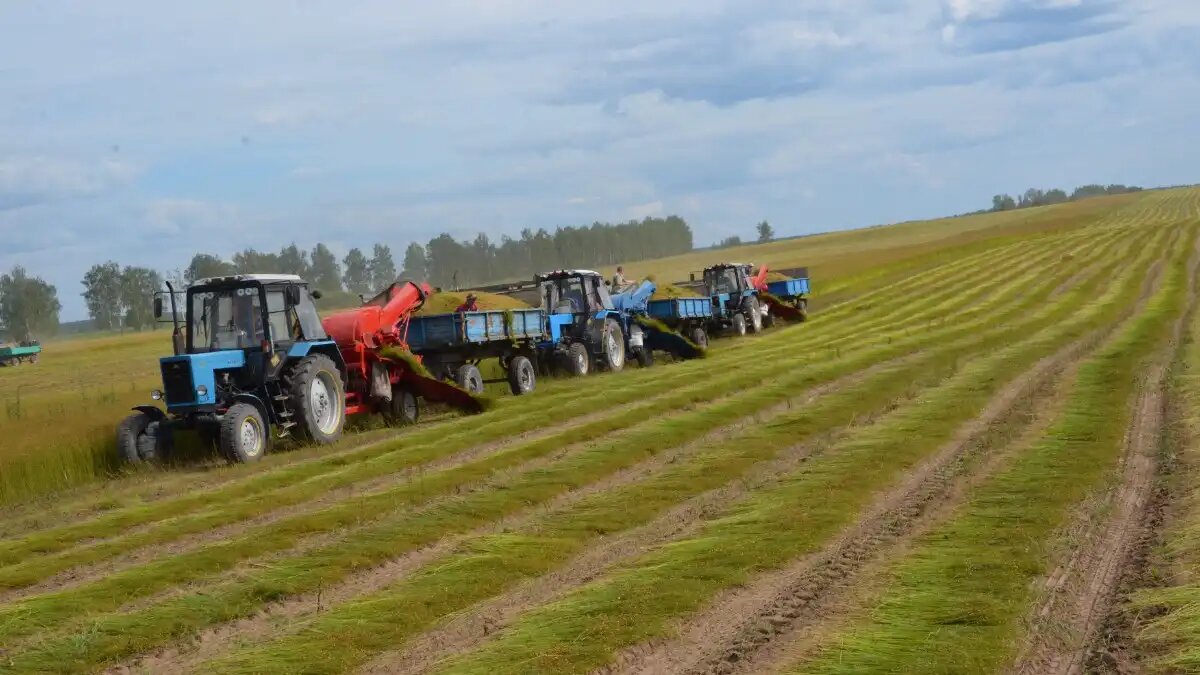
[160,350,246,409]
[610,280,656,314]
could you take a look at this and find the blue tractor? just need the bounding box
[534,270,628,376]
[701,262,766,336]
[117,274,349,464]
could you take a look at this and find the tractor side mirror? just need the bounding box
[153,297,163,318]
[285,285,301,305]
[311,289,323,300]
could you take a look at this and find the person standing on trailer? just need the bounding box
[611,266,631,293]
[455,293,479,312]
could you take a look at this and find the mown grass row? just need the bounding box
[0,224,1109,577]
[404,223,1175,674]
[1131,240,1200,671]
[787,227,1196,674]
[197,229,1138,674]
[0,225,1144,671]
[0,224,1129,601]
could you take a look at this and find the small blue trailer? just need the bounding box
[407,308,546,395]
[646,296,714,348]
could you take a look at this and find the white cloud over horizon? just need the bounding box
[1,0,1198,319]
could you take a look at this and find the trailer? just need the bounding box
[407,308,546,395]
[646,296,713,348]
[0,341,41,367]
[751,266,811,325]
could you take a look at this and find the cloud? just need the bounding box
[0,0,1197,320]
[0,157,137,210]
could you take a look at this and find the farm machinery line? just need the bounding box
[116,264,807,465]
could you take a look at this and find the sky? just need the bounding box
[1,0,1198,320]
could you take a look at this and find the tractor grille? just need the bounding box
[161,360,195,405]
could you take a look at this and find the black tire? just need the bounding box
[565,342,589,376]
[117,412,152,464]
[136,419,173,461]
[635,348,654,368]
[797,299,809,322]
[598,318,625,372]
[507,355,536,395]
[285,354,345,445]
[383,385,419,425]
[690,327,709,348]
[745,297,763,333]
[456,363,484,394]
[732,313,747,336]
[763,312,776,329]
[220,402,268,463]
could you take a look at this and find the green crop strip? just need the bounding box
[0,224,1117,592]
[790,229,1195,674]
[1130,254,1200,670]
[412,225,1174,674]
[0,226,1141,670]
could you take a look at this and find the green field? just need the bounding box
[2,187,1200,674]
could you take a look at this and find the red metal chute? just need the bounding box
[322,282,486,414]
[749,263,807,323]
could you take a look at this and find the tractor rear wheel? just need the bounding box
[286,354,346,445]
[598,318,625,372]
[117,412,152,463]
[690,326,709,348]
[732,314,747,336]
[220,403,268,463]
[507,355,536,395]
[565,342,590,376]
[383,385,419,426]
[456,364,485,394]
[746,297,763,333]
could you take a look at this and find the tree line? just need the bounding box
[183,215,694,294]
[990,184,1142,212]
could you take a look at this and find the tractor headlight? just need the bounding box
[150,389,163,401]
[196,385,208,397]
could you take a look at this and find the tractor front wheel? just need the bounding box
[117,413,152,463]
[220,403,268,463]
[456,363,485,394]
[286,354,346,445]
[745,297,763,333]
[507,355,536,395]
[565,342,590,376]
[598,318,626,372]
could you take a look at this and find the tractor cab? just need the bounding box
[534,270,626,376]
[122,274,348,466]
[702,263,755,300]
[701,263,765,335]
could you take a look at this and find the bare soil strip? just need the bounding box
[1011,242,1198,675]
[117,360,898,674]
[602,331,1095,675]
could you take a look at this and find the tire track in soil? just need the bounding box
[114,358,904,675]
[604,336,1091,675]
[1011,235,1199,675]
[602,245,1171,675]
